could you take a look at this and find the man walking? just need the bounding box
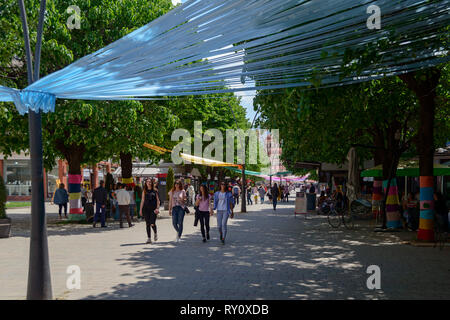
[232,184,240,205]
[93,180,108,228]
[258,186,266,204]
[116,183,134,228]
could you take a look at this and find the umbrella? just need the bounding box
[361,160,450,177]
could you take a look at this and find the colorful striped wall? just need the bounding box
[372,180,383,219]
[383,178,402,229]
[417,176,434,241]
[68,174,86,221]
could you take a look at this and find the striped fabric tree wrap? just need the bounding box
[68,174,86,221]
[122,177,134,186]
[372,180,383,218]
[382,178,402,229]
[417,176,434,241]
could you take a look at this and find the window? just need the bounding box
[4,160,32,196]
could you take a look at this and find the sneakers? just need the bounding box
[175,233,180,242]
[154,233,158,242]
[146,238,152,244]
[221,238,225,245]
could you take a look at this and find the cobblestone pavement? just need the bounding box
[1,198,449,300]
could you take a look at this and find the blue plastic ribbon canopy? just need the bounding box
[0,0,448,114]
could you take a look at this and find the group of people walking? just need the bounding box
[55,177,293,244]
[168,180,234,245]
[85,177,236,245]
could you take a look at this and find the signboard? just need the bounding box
[295,192,307,217]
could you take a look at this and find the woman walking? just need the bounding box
[214,182,234,245]
[271,183,279,210]
[169,180,187,242]
[140,179,160,244]
[195,184,213,242]
[134,183,143,220]
[54,183,69,219]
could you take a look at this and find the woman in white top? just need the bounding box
[168,179,187,242]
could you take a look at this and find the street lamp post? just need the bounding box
[18,0,52,299]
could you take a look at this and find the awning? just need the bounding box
[113,166,167,177]
[361,161,450,177]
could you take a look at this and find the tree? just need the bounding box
[255,68,449,228]
[165,93,251,181]
[0,0,176,220]
[167,166,174,197]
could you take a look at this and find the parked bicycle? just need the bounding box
[327,200,354,229]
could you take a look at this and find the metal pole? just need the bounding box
[18,0,52,300]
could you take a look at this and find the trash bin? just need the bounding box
[295,192,307,217]
[306,193,316,211]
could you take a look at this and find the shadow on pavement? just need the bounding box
[80,204,450,300]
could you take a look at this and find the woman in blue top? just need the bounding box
[53,183,69,219]
[214,182,234,245]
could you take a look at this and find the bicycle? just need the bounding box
[327,200,354,230]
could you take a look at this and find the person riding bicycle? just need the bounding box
[318,191,327,208]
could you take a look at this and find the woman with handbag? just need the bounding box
[139,179,160,244]
[169,179,187,243]
[195,184,213,242]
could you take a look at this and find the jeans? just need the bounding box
[94,202,106,227]
[58,203,67,216]
[217,210,230,240]
[114,200,120,220]
[81,197,87,212]
[119,205,132,227]
[260,196,265,203]
[172,206,185,237]
[247,194,252,205]
[234,194,239,205]
[198,210,210,239]
[129,204,136,218]
[273,198,277,210]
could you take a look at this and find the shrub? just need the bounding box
[0,177,7,219]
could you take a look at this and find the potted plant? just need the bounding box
[164,167,174,210]
[0,177,11,238]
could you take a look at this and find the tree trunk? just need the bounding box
[120,152,133,186]
[371,134,384,220]
[399,69,440,241]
